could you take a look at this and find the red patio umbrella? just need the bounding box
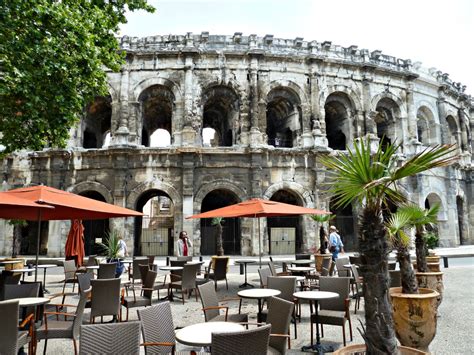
[0,185,143,280]
[187,198,330,266]
[65,220,85,267]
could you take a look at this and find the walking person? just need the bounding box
[328,225,344,261]
[177,231,193,256]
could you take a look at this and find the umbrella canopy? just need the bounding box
[0,193,54,215]
[187,198,330,267]
[0,185,143,220]
[187,198,330,219]
[65,220,85,267]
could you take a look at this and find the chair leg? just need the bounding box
[293,313,297,339]
[43,339,48,355]
[321,324,324,338]
[310,320,313,346]
[126,307,129,321]
[225,278,228,290]
[73,339,78,355]
[348,317,353,341]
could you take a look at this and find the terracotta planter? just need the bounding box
[426,255,440,263]
[1,258,25,271]
[413,261,440,272]
[314,253,332,272]
[390,287,439,352]
[416,271,444,306]
[333,344,428,354]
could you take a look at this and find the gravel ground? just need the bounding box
[9,257,474,354]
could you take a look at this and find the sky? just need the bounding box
[119,0,474,96]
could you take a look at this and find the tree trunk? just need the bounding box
[216,223,224,256]
[415,228,428,272]
[12,225,22,258]
[397,245,419,294]
[358,207,398,354]
[319,225,327,254]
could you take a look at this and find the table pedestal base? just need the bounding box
[301,343,334,353]
[238,282,254,288]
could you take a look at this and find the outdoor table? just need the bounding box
[279,275,306,290]
[293,290,339,353]
[288,266,315,274]
[291,259,313,266]
[16,296,51,328]
[10,268,36,281]
[35,264,57,293]
[235,260,257,288]
[238,288,281,322]
[159,266,183,301]
[175,321,245,347]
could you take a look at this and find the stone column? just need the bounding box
[249,53,264,147]
[111,68,131,146]
[180,52,199,146]
[182,154,195,254]
[405,83,418,143]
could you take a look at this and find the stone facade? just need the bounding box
[1,33,472,257]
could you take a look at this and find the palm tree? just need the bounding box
[319,139,457,354]
[212,217,225,256]
[310,214,335,254]
[402,203,440,273]
[386,207,419,294]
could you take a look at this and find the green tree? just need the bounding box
[320,139,457,354]
[310,214,334,254]
[0,0,154,155]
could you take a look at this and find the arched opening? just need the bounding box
[150,129,171,147]
[268,190,303,254]
[103,131,111,148]
[139,85,174,147]
[324,93,352,150]
[135,190,175,256]
[425,193,443,236]
[417,106,435,144]
[83,96,112,148]
[202,127,217,147]
[200,190,241,255]
[375,98,399,150]
[445,115,458,145]
[202,86,239,147]
[266,88,301,148]
[457,196,465,245]
[329,199,356,251]
[79,191,109,256]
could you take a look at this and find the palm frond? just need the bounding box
[386,209,413,248]
[310,214,335,223]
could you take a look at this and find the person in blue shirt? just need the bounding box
[328,225,344,261]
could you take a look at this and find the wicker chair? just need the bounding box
[90,278,121,323]
[0,271,21,301]
[310,276,352,346]
[168,264,199,304]
[97,263,117,279]
[176,256,193,262]
[335,256,351,277]
[0,300,34,355]
[62,260,78,294]
[79,321,141,355]
[210,323,271,355]
[268,260,288,276]
[265,276,297,340]
[350,264,364,314]
[129,257,148,284]
[197,281,247,323]
[35,289,90,355]
[122,270,157,321]
[137,301,176,354]
[258,267,272,288]
[204,257,229,290]
[266,296,294,354]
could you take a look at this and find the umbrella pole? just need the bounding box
[35,209,42,282]
[258,216,261,269]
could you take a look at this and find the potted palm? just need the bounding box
[310,214,334,272]
[99,230,125,277]
[386,206,440,351]
[320,138,456,354]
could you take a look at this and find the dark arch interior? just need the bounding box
[457,196,465,245]
[200,189,240,255]
[330,199,356,251]
[268,190,303,254]
[325,100,348,150]
[134,190,174,256]
[80,191,109,256]
[83,96,112,148]
[202,86,238,147]
[139,85,174,147]
[266,89,301,148]
[17,221,49,256]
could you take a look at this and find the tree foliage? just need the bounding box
[0,0,154,155]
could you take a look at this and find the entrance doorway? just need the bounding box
[80,191,109,256]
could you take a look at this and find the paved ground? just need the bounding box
[3,248,474,354]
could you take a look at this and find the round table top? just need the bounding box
[16,297,51,307]
[278,275,306,282]
[186,261,204,265]
[36,264,57,269]
[0,260,23,265]
[288,266,315,272]
[159,266,183,271]
[10,268,35,273]
[85,265,100,270]
[238,288,281,299]
[235,260,257,264]
[293,291,339,301]
[176,321,245,347]
[291,260,313,265]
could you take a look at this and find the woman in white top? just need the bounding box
[177,231,193,256]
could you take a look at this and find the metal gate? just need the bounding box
[140,226,170,256]
[270,227,295,255]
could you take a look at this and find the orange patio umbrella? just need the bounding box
[65,220,85,267]
[187,198,330,266]
[0,185,143,280]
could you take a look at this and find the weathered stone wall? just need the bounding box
[1,34,472,257]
